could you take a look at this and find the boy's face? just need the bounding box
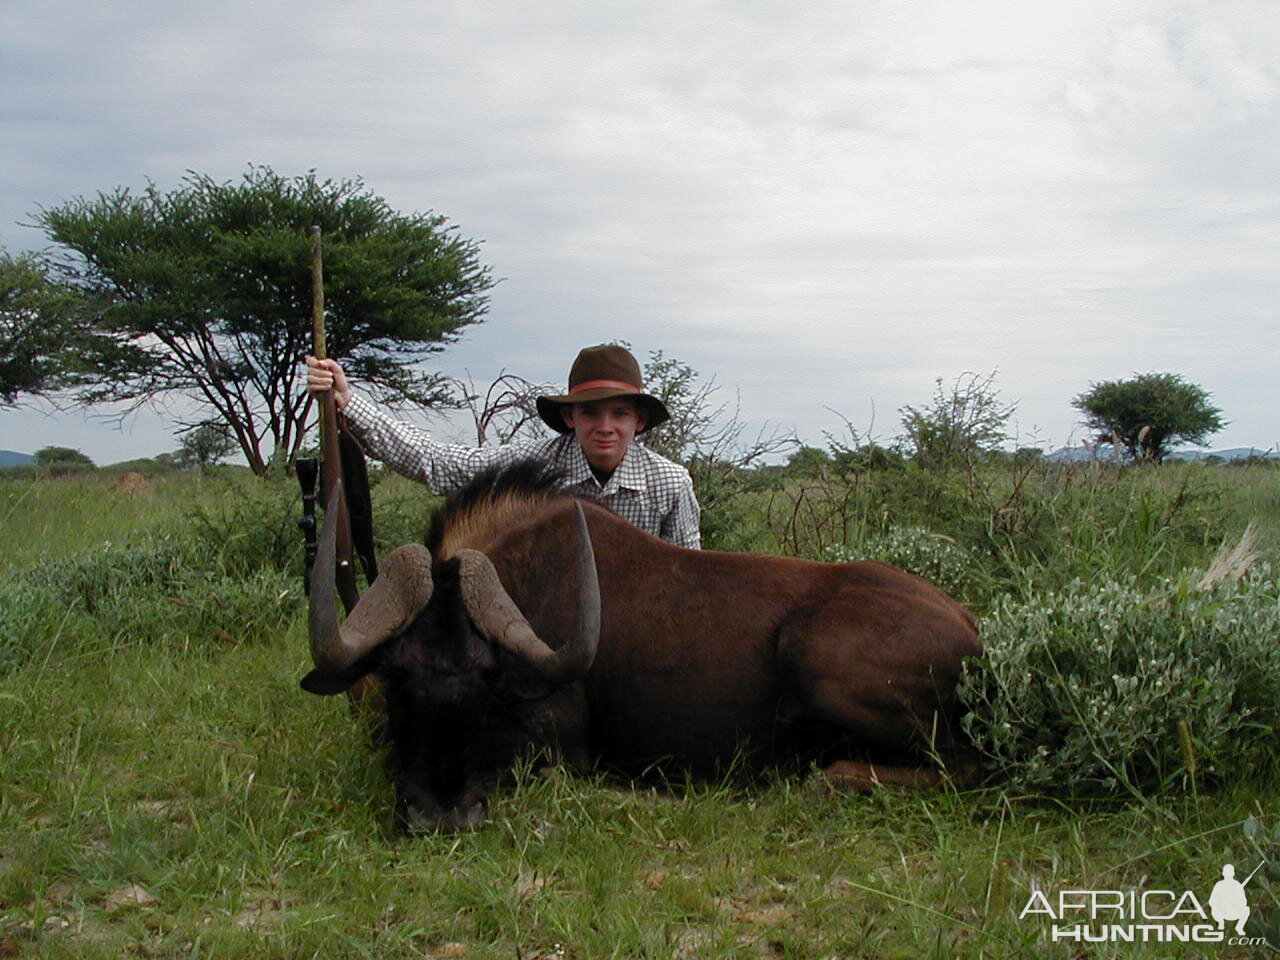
[561,398,648,472]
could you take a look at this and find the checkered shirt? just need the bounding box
[341,393,702,549]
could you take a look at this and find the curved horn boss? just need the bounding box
[457,500,601,683]
[306,482,434,687]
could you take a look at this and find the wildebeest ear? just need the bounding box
[298,650,380,695]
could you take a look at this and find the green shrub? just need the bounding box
[827,526,981,602]
[958,566,1280,798]
[106,567,301,649]
[187,475,304,577]
[185,470,441,580]
[2,536,301,677]
[20,536,198,609]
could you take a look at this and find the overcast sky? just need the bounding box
[2,0,1277,463]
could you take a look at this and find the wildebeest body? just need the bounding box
[309,463,981,832]
[438,495,977,776]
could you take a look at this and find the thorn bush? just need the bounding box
[958,565,1280,798]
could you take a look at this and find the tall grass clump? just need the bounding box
[0,537,302,678]
[758,458,1245,612]
[186,473,306,577]
[958,561,1280,800]
[1001,460,1234,591]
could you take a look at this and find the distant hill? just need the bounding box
[1047,445,1277,464]
[0,450,34,468]
[1046,446,1120,463]
[1166,447,1279,462]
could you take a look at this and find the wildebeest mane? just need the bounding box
[427,460,568,558]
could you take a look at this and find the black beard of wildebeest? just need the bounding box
[377,557,567,834]
[377,566,497,834]
[304,461,982,835]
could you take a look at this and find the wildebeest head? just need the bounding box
[304,469,600,833]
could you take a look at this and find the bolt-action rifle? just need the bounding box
[298,226,377,614]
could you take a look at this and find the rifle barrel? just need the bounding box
[309,226,358,615]
[310,225,326,360]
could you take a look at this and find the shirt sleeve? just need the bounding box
[339,392,508,493]
[661,469,702,549]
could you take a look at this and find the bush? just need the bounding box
[827,526,981,602]
[958,566,1280,798]
[20,535,197,609]
[187,475,304,577]
[112,566,301,649]
[184,470,440,581]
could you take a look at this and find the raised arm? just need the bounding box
[305,355,514,492]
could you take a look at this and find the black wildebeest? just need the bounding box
[305,463,981,832]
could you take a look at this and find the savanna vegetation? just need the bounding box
[5,168,1273,956]
[2,446,1277,959]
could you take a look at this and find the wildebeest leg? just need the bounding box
[776,588,977,792]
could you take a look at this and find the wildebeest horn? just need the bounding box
[309,481,434,673]
[457,500,600,683]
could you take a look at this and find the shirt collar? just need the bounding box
[560,436,647,494]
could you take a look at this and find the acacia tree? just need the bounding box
[0,249,113,404]
[34,167,493,474]
[1073,372,1224,463]
[33,446,95,476]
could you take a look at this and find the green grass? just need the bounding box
[2,473,193,569]
[6,633,1274,958]
[2,465,1277,958]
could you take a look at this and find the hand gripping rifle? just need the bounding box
[298,227,379,697]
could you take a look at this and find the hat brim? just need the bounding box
[537,390,670,434]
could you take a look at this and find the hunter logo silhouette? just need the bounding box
[1208,862,1262,937]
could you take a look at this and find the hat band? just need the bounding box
[569,378,642,395]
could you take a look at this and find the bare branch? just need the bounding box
[453,370,554,447]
